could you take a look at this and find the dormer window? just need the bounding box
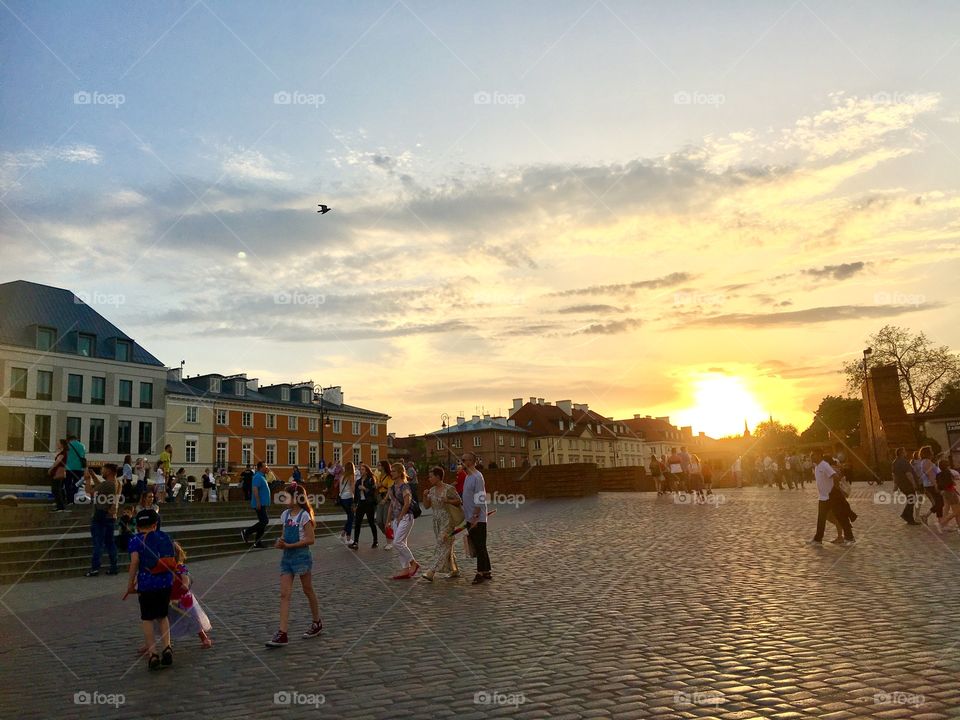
[115,340,131,362]
[281,387,290,401]
[77,333,96,357]
[37,327,57,351]
[235,380,245,395]
[210,378,221,393]
[301,389,311,403]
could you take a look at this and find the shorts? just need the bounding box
[139,588,173,621]
[280,549,313,576]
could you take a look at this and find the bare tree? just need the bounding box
[843,325,960,414]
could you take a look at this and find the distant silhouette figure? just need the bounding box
[317,204,331,214]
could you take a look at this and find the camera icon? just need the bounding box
[673,492,692,505]
[273,91,292,105]
[874,491,892,505]
[474,690,491,705]
[74,691,92,705]
[473,91,491,105]
[873,291,891,305]
[273,691,292,705]
[74,91,91,105]
[274,292,292,305]
[673,91,691,105]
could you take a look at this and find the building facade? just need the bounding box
[0,281,167,463]
[428,414,530,470]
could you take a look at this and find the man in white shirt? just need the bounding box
[810,450,855,545]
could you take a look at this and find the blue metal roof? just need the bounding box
[0,280,165,367]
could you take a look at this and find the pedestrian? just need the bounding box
[349,463,378,549]
[241,464,254,502]
[455,461,467,497]
[405,459,420,501]
[265,483,323,647]
[376,459,394,550]
[48,438,68,512]
[240,462,271,549]
[461,452,492,584]
[384,462,418,579]
[919,446,943,527]
[679,446,692,493]
[201,468,213,502]
[337,461,355,544]
[134,457,148,497]
[732,456,742,489]
[420,466,462,581]
[935,459,960,532]
[168,542,213,649]
[159,444,173,481]
[809,449,854,545]
[64,434,87,504]
[121,455,135,502]
[85,462,121,576]
[689,453,706,503]
[153,462,166,504]
[124,508,176,671]
[648,455,664,495]
[667,448,683,495]
[702,461,714,495]
[892,448,920,525]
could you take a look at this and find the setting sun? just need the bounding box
[674,373,769,438]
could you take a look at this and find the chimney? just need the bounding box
[634,414,642,419]
[322,386,344,405]
[556,400,572,415]
[456,416,465,425]
[537,398,545,405]
[483,413,490,421]
[472,415,480,422]
[512,398,523,414]
[529,396,536,404]
[167,367,182,382]
[573,403,588,412]
[656,416,670,424]
[246,378,259,392]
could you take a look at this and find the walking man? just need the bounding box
[241,462,271,549]
[892,447,920,525]
[809,449,854,545]
[461,452,492,585]
[85,463,120,576]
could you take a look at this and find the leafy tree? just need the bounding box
[843,325,960,414]
[753,420,800,450]
[800,396,862,444]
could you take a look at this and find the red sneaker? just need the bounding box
[265,630,288,647]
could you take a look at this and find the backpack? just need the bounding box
[68,441,87,469]
[392,483,421,518]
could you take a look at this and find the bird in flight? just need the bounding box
[317,204,331,214]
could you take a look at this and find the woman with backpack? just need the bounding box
[384,462,419,579]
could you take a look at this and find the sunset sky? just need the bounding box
[2,1,959,438]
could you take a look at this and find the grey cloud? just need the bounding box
[573,318,643,335]
[803,262,868,281]
[556,304,624,314]
[550,272,693,298]
[684,303,940,328]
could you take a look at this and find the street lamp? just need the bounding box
[441,412,451,470]
[863,347,875,470]
[316,390,332,472]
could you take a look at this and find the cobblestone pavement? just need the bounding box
[2,487,959,719]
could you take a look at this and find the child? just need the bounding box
[265,483,323,647]
[168,542,213,648]
[117,507,136,553]
[125,508,176,670]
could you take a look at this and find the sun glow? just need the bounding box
[674,373,769,439]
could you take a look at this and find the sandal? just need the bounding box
[161,645,173,667]
[148,653,161,671]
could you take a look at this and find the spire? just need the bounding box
[743,419,751,438]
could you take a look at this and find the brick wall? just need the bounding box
[481,463,599,498]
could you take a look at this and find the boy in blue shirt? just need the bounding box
[125,508,176,670]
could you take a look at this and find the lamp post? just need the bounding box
[863,347,875,469]
[317,390,332,472]
[441,413,451,470]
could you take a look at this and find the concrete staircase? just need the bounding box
[0,500,347,584]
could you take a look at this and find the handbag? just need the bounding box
[446,487,465,527]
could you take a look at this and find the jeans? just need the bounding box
[246,506,269,543]
[90,515,117,572]
[51,475,66,510]
[65,470,83,504]
[467,521,491,574]
[353,499,378,543]
[339,497,355,535]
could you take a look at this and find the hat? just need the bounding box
[135,508,160,528]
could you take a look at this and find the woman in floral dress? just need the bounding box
[420,467,463,581]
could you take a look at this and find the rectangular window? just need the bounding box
[281,387,290,401]
[77,333,95,357]
[117,420,131,455]
[186,406,198,423]
[352,421,360,435]
[210,377,221,393]
[37,327,57,351]
[288,416,298,431]
[88,418,105,454]
[352,446,361,466]
[511,456,517,468]
[436,439,443,450]
[370,446,379,465]
[533,439,541,450]
[332,444,342,464]
[498,434,504,446]
[139,382,153,409]
[332,419,342,433]
[242,412,253,428]
[67,416,82,440]
[309,417,318,432]
[91,376,105,405]
[500,456,506,467]
[67,374,83,403]
[7,413,26,451]
[288,443,298,466]
[510,435,516,447]
[36,370,53,401]
[370,423,379,436]
[216,440,227,467]
[235,380,245,395]
[308,443,317,467]
[216,409,228,425]
[242,441,253,466]
[10,367,28,398]
[521,436,526,448]
[33,414,52,452]
[137,421,153,455]
[118,379,132,407]
[266,442,276,465]
[473,436,482,448]
[453,437,462,448]
[185,439,197,464]
[115,340,131,362]
[266,414,276,429]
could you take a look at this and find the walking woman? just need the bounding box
[689,453,706,503]
[337,461,355,544]
[420,467,462,581]
[920,446,942,527]
[376,459,394,550]
[265,483,323,647]
[349,464,378,549]
[49,439,68,512]
[384,462,418,579]
[936,459,960,532]
[134,457,148,498]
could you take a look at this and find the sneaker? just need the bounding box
[445,570,461,579]
[106,569,118,576]
[348,542,358,550]
[302,621,322,639]
[807,539,823,545]
[384,543,393,550]
[160,645,173,667]
[252,541,265,549]
[471,574,487,585]
[372,542,379,548]
[148,653,161,671]
[85,570,99,577]
[843,539,857,546]
[829,538,844,544]
[240,529,249,545]
[265,630,289,647]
